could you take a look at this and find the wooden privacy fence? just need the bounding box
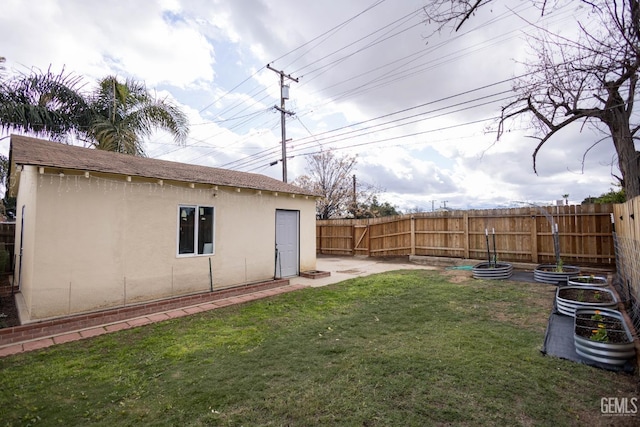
[317,204,615,267]
[613,196,640,329]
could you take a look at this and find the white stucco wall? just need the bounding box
[13,165,39,318]
[14,168,316,322]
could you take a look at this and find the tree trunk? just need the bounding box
[607,103,640,199]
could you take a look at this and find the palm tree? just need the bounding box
[85,76,188,156]
[1,68,189,156]
[0,67,89,141]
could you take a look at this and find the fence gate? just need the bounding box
[353,225,369,255]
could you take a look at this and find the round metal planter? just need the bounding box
[555,285,618,317]
[567,275,608,287]
[534,264,581,285]
[472,262,513,280]
[574,308,636,366]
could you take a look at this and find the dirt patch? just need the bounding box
[488,283,556,332]
[441,269,472,283]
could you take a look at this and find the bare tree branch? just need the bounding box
[455,0,484,31]
[433,0,640,197]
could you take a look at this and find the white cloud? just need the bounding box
[0,0,624,208]
[0,0,214,87]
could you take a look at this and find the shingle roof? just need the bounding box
[10,135,317,196]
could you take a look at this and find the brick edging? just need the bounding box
[0,279,290,346]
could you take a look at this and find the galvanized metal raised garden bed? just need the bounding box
[555,285,617,317]
[534,264,581,285]
[574,307,636,366]
[567,275,607,287]
[472,262,513,280]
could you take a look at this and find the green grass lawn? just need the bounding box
[0,270,637,426]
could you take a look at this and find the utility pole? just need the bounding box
[442,200,448,209]
[431,200,436,212]
[267,64,298,183]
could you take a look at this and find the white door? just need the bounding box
[275,209,299,278]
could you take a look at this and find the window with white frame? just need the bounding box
[178,205,214,255]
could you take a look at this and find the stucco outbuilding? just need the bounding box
[8,135,317,323]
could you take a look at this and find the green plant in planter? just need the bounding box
[580,275,599,284]
[590,324,609,342]
[576,289,585,302]
[587,311,609,342]
[554,258,564,273]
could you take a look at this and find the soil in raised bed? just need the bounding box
[557,287,614,304]
[574,313,630,344]
[537,265,580,273]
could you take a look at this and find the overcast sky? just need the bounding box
[0,0,622,211]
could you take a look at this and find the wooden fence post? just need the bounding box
[463,212,469,259]
[410,216,416,256]
[531,211,538,263]
[351,224,356,255]
[366,224,371,256]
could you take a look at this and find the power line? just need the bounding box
[197,68,265,114]
[226,41,604,172]
[243,116,495,173]
[152,3,524,157]
[292,6,424,77]
[219,80,512,171]
[220,77,518,171]
[191,0,389,131]
[149,1,590,174]
[274,0,389,67]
